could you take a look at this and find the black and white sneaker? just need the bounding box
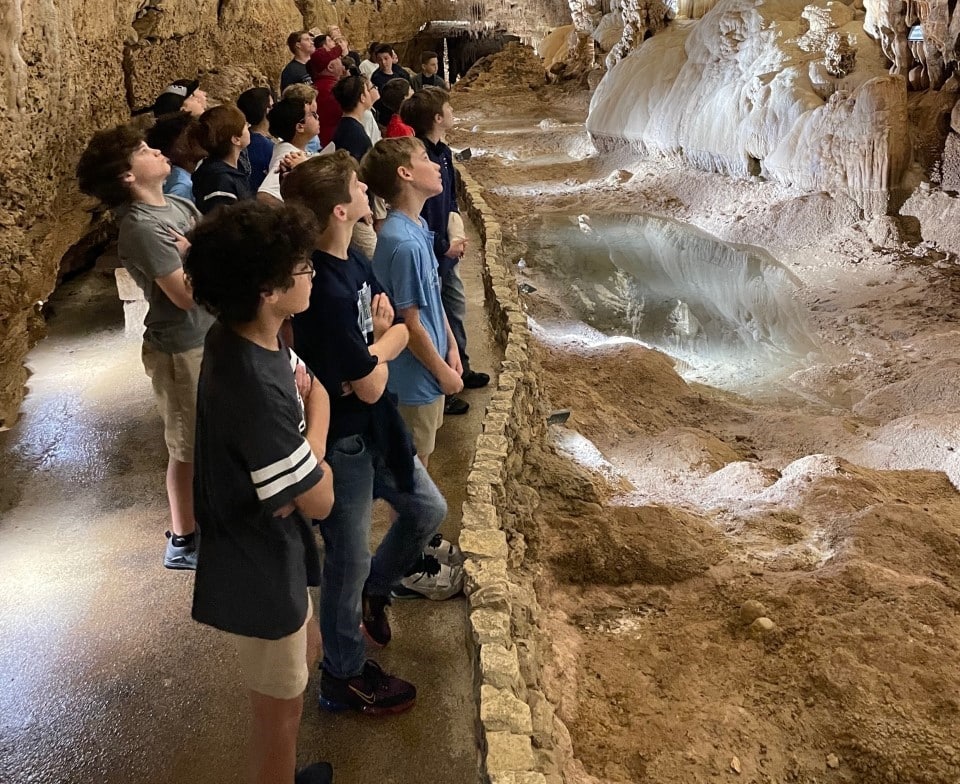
[423,533,463,567]
[391,554,464,601]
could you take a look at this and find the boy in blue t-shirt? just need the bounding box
[400,87,490,416]
[361,137,465,465]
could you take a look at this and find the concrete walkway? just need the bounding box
[0,218,495,784]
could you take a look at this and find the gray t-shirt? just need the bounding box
[117,196,214,353]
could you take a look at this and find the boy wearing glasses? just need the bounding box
[185,200,335,784]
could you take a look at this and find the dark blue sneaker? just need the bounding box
[319,660,415,715]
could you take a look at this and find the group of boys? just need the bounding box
[75,26,487,784]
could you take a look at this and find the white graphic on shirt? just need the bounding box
[357,282,374,345]
[288,347,308,434]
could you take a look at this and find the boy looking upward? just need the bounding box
[361,138,463,466]
[283,152,459,708]
[401,88,490,415]
[185,200,335,784]
[77,123,213,570]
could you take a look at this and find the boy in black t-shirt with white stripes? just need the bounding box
[184,201,334,784]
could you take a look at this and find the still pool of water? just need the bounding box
[523,213,824,387]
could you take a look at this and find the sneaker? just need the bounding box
[423,533,463,567]
[391,554,464,601]
[462,370,490,389]
[163,531,197,570]
[444,395,470,415]
[319,660,416,715]
[361,591,392,648]
[295,762,333,784]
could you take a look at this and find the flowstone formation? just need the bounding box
[587,0,913,214]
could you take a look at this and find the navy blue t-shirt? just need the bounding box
[293,248,382,442]
[419,135,460,273]
[247,133,275,191]
[332,117,372,162]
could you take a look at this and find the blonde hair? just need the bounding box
[282,83,316,105]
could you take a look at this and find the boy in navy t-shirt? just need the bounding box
[184,201,334,784]
[282,151,463,715]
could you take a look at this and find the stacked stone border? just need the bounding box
[456,166,568,784]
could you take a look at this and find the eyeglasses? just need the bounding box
[292,261,315,279]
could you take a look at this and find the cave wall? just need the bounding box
[1,0,574,427]
[296,0,570,59]
[0,0,301,426]
[587,0,916,215]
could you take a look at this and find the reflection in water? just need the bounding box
[524,213,822,386]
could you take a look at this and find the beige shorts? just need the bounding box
[227,593,313,700]
[350,220,378,259]
[141,343,203,463]
[398,395,445,458]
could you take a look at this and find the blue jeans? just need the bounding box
[318,433,447,679]
[440,262,471,373]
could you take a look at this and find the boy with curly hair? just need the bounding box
[185,200,335,784]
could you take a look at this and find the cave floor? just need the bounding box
[0,218,495,783]
[451,55,960,784]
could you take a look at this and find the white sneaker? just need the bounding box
[423,533,464,566]
[391,555,464,600]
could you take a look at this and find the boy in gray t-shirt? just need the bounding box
[78,122,214,570]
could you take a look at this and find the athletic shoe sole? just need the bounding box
[318,695,416,715]
[390,583,463,601]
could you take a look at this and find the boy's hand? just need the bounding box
[278,150,308,178]
[447,344,463,377]
[371,293,394,339]
[168,229,191,259]
[447,238,467,259]
[439,365,464,395]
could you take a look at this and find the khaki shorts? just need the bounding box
[141,344,203,463]
[398,395,445,458]
[227,593,313,700]
[351,220,377,259]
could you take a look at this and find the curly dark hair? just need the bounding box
[185,201,318,325]
[76,122,146,207]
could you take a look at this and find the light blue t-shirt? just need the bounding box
[372,210,448,406]
[163,165,194,203]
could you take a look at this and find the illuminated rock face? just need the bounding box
[0,0,300,425]
[587,0,914,214]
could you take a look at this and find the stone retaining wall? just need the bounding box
[456,167,573,784]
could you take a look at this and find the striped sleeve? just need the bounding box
[250,440,318,502]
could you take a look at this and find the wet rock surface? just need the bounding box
[452,45,960,784]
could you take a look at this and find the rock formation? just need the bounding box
[587,0,914,214]
[0,0,307,427]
